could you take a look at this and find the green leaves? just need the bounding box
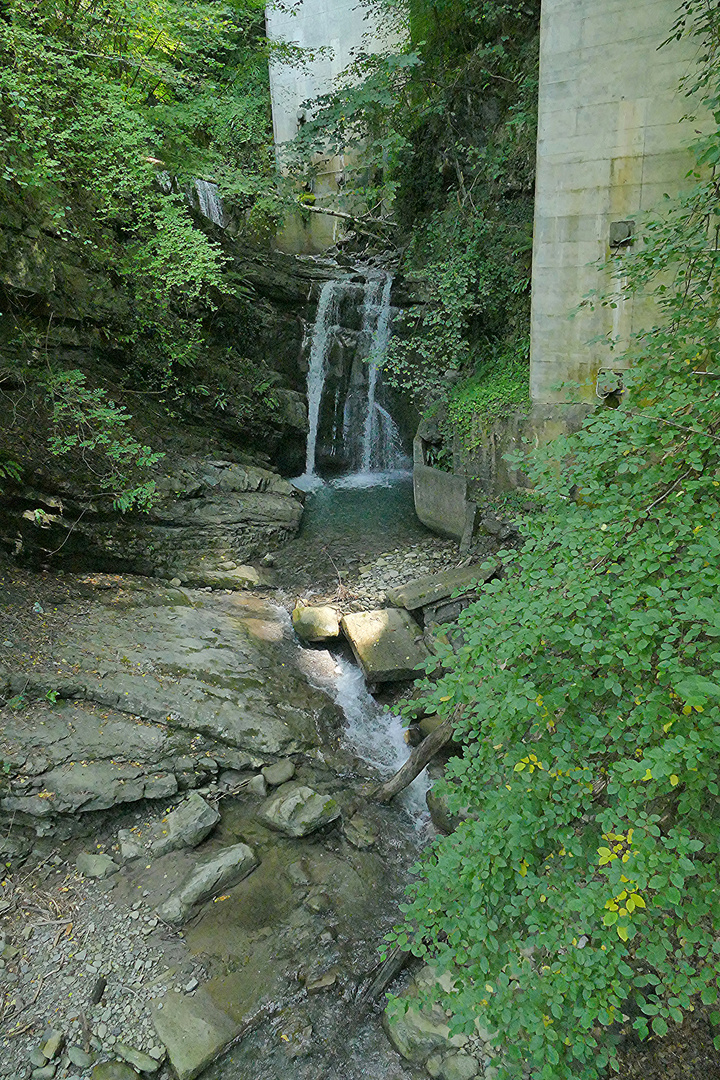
[675,675,720,706]
[0,0,275,507]
[388,7,720,1076]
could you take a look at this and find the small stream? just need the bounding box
[196,589,432,1080]
[204,262,433,1079]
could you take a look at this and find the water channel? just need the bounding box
[198,267,436,1079]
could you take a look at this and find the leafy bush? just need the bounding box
[389,6,720,1077]
[0,0,274,507]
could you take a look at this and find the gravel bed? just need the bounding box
[0,857,203,1080]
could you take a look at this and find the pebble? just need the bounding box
[30,1067,56,1080]
[39,1023,63,1058]
[67,1048,93,1069]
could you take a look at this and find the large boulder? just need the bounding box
[291,604,340,643]
[340,609,429,684]
[156,843,258,925]
[261,785,340,838]
[426,786,473,835]
[151,988,240,1080]
[384,966,497,1070]
[386,967,465,1064]
[151,793,220,856]
[76,852,118,879]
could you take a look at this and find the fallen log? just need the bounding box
[373,717,454,804]
[355,946,411,1010]
[297,203,392,243]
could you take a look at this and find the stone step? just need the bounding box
[340,609,429,684]
[385,560,499,612]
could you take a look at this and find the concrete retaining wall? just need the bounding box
[266,0,403,253]
[530,0,709,406]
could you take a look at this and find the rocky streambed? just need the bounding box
[0,521,503,1080]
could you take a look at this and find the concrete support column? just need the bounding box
[530,0,707,405]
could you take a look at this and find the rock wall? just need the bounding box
[0,205,323,572]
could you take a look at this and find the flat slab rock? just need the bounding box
[156,842,258,925]
[386,561,499,612]
[341,609,429,683]
[182,565,276,591]
[151,988,240,1080]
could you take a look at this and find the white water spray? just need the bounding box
[296,279,341,488]
[195,179,225,227]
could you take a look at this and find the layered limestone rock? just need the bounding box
[341,608,429,683]
[2,455,303,580]
[0,584,343,831]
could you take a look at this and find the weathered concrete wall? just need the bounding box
[530,0,708,405]
[266,0,403,253]
[412,436,469,541]
[452,404,591,497]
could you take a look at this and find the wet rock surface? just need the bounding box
[341,609,430,684]
[0,552,433,1080]
[0,475,509,1080]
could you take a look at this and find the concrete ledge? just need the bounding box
[412,463,468,540]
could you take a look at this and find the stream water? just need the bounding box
[200,266,433,1079]
[193,594,431,1080]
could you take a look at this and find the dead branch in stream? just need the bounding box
[373,714,457,804]
[355,946,411,1011]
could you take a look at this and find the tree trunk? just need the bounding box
[373,718,454,804]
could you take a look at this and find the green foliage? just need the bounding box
[43,370,163,510]
[0,453,22,487]
[0,0,275,507]
[447,341,530,435]
[388,10,720,1078]
[287,1,538,430]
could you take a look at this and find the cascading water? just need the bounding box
[359,272,396,473]
[195,178,225,227]
[294,267,406,490]
[295,279,342,490]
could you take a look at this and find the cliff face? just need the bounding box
[0,201,329,574]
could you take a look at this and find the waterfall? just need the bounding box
[195,179,225,227]
[296,279,341,489]
[294,267,406,490]
[360,272,395,472]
